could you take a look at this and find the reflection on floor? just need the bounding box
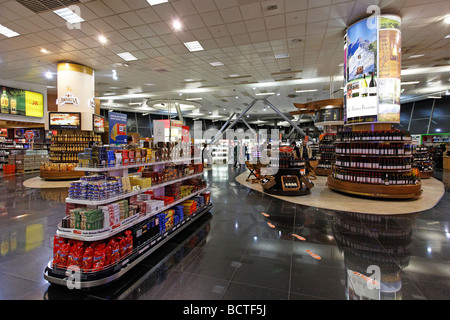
[0,166,449,300]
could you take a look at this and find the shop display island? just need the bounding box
[327,127,422,200]
[412,145,434,179]
[43,153,212,289]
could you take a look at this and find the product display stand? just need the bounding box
[316,133,336,176]
[412,145,434,179]
[43,153,212,289]
[327,124,422,200]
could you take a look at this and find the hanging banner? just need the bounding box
[344,14,401,125]
[108,112,127,144]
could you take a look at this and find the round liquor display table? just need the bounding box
[262,167,312,196]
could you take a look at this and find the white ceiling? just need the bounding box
[0,0,449,124]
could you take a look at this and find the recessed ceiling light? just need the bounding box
[445,35,450,39]
[184,41,204,52]
[295,89,318,93]
[445,14,450,24]
[98,35,107,44]
[409,54,425,59]
[274,53,289,59]
[186,97,202,101]
[210,61,224,66]
[147,0,168,5]
[45,72,53,79]
[117,52,138,61]
[40,48,49,53]
[172,19,182,31]
[0,24,20,38]
[228,74,240,77]
[53,8,84,25]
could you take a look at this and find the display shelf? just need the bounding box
[74,157,201,172]
[327,175,422,199]
[316,133,336,176]
[329,129,421,200]
[57,187,208,241]
[412,145,434,179]
[43,203,212,289]
[65,172,204,206]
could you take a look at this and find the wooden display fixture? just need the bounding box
[315,167,333,176]
[281,175,301,191]
[419,171,433,179]
[40,170,84,181]
[327,175,422,199]
[328,123,422,200]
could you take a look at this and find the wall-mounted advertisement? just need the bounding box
[344,15,401,125]
[93,114,105,133]
[1,85,44,118]
[108,112,127,144]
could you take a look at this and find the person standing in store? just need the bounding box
[291,141,300,158]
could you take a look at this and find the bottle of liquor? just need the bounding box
[10,96,16,114]
[369,72,377,96]
[1,87,9,114]
[361,74,368,97]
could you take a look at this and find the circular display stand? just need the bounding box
[315,167,332,176]
[419,171,434,179]
[40,170,84,181]
[327,176,422,200]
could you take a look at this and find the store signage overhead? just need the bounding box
[0,85,44,118]
[344,14,401,125]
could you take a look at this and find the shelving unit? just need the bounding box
[412,145,434,179]
[212,140,229,164]
[327,128,422,200]
[316,133,336,176]
[43,150,212,289]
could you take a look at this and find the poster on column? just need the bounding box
[108,112,127,144]
[377,15,401,123]
[345,17,378,124]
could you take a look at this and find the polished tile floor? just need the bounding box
[0,166,449,300]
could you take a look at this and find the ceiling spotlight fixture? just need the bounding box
[40,48,49,54]
[98,35,107,44]
[409,54,425,59]
[255,92,274,96]
[183,41,204,52]
[444,14,450,24]
[186,97,202,101]
[172,19,182,31]
[400,81,420,85]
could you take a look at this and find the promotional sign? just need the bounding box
[108,112,127,144]
[93,114,105,133]
[153,120,166,143]
[344,15,401,125]
[0,85,44,117]
[315,108,341,122]
[182,125,190,143]
[48,112,81,130]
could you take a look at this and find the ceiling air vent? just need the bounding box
[16,0,80,13]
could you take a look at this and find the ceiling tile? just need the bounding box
[133,25,157,38]
[172,0,198,16]
[192,0,218,13]
[149,21,172,36]
[103,16,129,30]
[118,28,142,41]
[182,14,206,29]
[135,7,162,24]
[226,22,247,35]
[220,6,243,23]
[119,12,146,27]
[85,1,116,17]
[201,11,224,26]
[101,0,132,14]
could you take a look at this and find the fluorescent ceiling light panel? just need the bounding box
[186,97,202,101]
[295,89,318,93]
[210,61,224,66]
[255,92,275,96]
[228,74,240,77]
[147,0,168,5]
[0,24,20,38]
[53,8,84,24]
[183,41,204,52]
[274,53,289,59]
[117,52,138,61]
[445,35,450,39]
[400,81,420,85]
[409,54,425,59]
[427,96,442,99]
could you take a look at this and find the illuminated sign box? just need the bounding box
[0,85,44,118]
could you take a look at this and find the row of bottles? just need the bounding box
[335,156,412,170]
[336,143,410,155]
[50,154,78,162]
[50,144,85,153]
[336,130,412,142]
[272,152,305,168]
[51,134,101,143]
[360,72,377,97]
[333,168,419,185]
[319,145,335,153]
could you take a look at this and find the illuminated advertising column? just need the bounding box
[344,15,401,125]
[57,62,95,131]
